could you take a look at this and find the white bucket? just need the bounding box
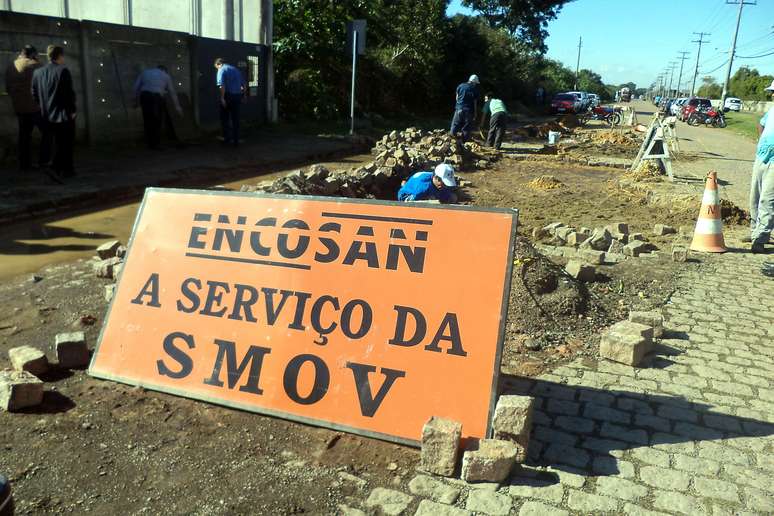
[548,131,561,145]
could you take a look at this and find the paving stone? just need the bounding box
[693,477,739,502]
[365,488,413,516]
[672,454,720,475]
[542,443,590,469]
[96,240,122,259]
[55,331,89,368]
[547,466,587,488]
[414,500,471,516]
[545,399,580,416]
[656,404,698,423]
[492,395,534,461]
[622,503,671,516]
[595,476,648,501]
[554,415,595,434]
[634,414,671,433]
[420,417,461,477]
[565,260,596,282]
[592,456,635,478]
[8,346,49,376]
[599,321,653,366]
[534,426,578,446]
[744,487,774,512]
[600,422,648,445]
[408,475,460,504]
[0,370,44,411]
[583,403,630,424]
[465,489,511,515]
[617,397,654,415]
[518,501,569,516]
[508,480,564,503]
[697,441,751,466]
[629,310,664,338]
[338,505,367,516]
[629,447,670,468]
[653,491,707,515]
[567,490,618,512]
[639,466,690,491]
[461,439,519,483]
[702,413,742,433]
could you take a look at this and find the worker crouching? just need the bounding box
[397,164,458,203]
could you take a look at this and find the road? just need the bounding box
[632,100,758,209]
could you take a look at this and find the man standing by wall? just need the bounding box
[32,45,77,182]
[5,45,50,171]
[749,80,774,254]
[133,64,182,149]
[214,58,245,147]
[450,74,480,141]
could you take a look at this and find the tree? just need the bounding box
[697,76,722,98]
[729,67,774,100]
[577,69,610,100]
[461,0,570,51]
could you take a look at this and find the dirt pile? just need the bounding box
[590,130,639,147]
[720,199,750,225]
[242,128,496,199]
[527,175,565,190]
[623,160,663,182]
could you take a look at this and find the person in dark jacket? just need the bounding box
[32,45,76,181]
[449,74,480,141]
[4,45,50,171]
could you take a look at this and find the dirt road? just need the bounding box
[633,100,757,209]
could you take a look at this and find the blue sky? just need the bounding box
[447,0,774,89]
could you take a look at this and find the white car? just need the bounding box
[670,98,688,116]
[724,97,742,112]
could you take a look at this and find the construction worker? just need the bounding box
[481,92,508,150]
[450,74,480,141]
[748,79,774,253]
[214,58,245,146]
[397,164,457,203]
[133,65,182,149]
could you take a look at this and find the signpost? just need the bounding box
[89,189,518,446]
[346,20,366,135]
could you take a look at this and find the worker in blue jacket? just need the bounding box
[397,164,457,203]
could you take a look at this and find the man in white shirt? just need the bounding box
[133,65,182,149]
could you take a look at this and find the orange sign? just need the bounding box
[89,188,518,446]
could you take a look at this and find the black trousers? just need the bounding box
[487,112,507,149]
[220,93,242,145]
[50,120,75,176]
[17,112,51,169]
[140,91,165,149]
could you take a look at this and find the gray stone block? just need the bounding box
[55,332,89,368]
[607,240,624,254]
[104,284,116,302]
[606,222,629,237]
[654,224,677,236]
[93,257,122,279]
[8,346,49,377]
[543,222,565,236]
[492,395,534,461]
[565,260,596,282]
[0,370,44,411]
[555,227,574,242]
[461,439,519,483]
[629,233,645,241]
[583,228,613,251]
[96,240,122,259]
[623,240,649,257]
[629,310,664,338]
[567,232,587,247]
[599,321,654,366]
[421,416,462,477]
[672,246,688,262]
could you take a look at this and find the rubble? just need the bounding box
[653,224,677,236]
[599,321,654,366]
[94,257,122,279]
[244,128,496,199]
[623,240,649,257]
[420,416,462,477]
[0,370,44,411]
[492,395,534,462]
[581,228,613,251]
[8,346,49,377]
[672,246,688,262]
[461,439,519,483]
[55,332,89,368]
[96,240,122,260]
[105,284,116,302]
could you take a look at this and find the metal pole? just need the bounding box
[574,36,582,90]
[667,63,676,97]
[721,1,750,103]
[691,33,709,96]
[676,51,689,97]
[350,30,357,135]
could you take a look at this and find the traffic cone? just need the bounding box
[690,171,726,253]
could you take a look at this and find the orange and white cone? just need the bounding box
[690,171,726,253]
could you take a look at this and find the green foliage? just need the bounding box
[460,0,570,51]
[697,76,722,99]
[728,67,774,101]
[577,69,610,100]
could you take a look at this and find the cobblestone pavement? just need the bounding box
[347,250,774,515]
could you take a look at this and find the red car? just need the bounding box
[680,97,712,122]
[550,93,580,114]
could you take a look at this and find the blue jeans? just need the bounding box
[750,158,774,245]
[220,93,242,145]
[450,108,474,140]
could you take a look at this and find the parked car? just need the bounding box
[550,93,580,114]
[588,93,600,107]
[670,98,688,116]
[724,97,742,112]
[567,91,590,111]
[681,97,713,122]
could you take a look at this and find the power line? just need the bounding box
[737,49,774,59]
[721,0,757,103]
[691,32,711,96]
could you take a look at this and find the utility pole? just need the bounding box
[675,51,690,97]
[721,0,756,103]
[667,62,677,97]
[574,36,582,90]
[691,32,710,96]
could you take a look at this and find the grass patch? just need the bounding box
[724,111,762,141]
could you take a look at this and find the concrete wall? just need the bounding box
[0,10,268,149]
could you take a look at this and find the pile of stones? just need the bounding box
[420,393,535,483]
[599,310,664,367]
[241,127,496,199]
[93,240,126,302]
